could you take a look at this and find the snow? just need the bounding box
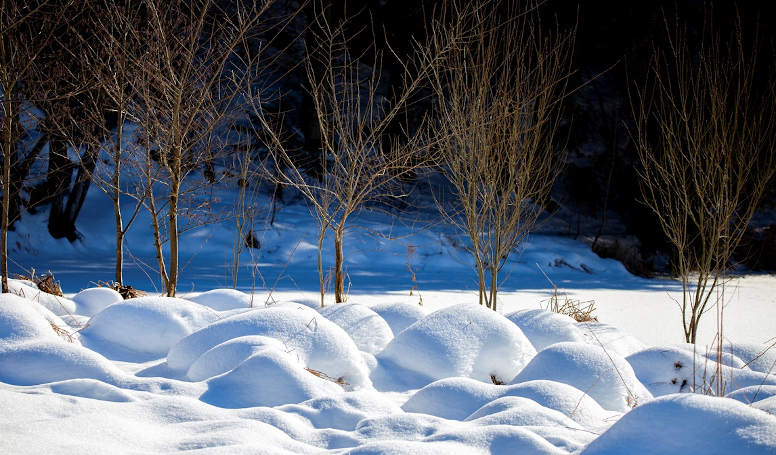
[376,302,537,387]
[510,342,653,413]
[71,287,124,316]
[81,296,221,356]
[581,394,776,454]
[2,178,776,453]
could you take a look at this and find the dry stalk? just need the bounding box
[305,367,350,391]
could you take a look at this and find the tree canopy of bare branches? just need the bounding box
[126,0,288,296]
[255,1,455,306]
[427,0,574,311]
[632,19,776,344]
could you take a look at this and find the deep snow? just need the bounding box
[2,172,776,453]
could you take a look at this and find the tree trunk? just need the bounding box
[334,225,345,303]
[167,144,181,297]
[1,106,12,293]
[113,120,124,284]
[318,227,325,307]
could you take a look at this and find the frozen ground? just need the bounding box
[2,186,776,453]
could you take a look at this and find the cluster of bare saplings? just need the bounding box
[2,1,775,354]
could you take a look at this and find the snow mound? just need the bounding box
[368,302,427,335]
[187,288,256,311]
[625,346,776,397]
[199,347,345,408]
[722,341,776,374]
[48,378,137,402]
[464,395,583,429]
[7,279,77,316]
[502,380,616,431]
[726,385,776,405]
[753,396,776,415]
[71,287,123,316]
[81,297,220,356]
[0,294,73,343]
[318,303,394,354]
[505,308,589,351]
[511,341,652,413]
[576,322,646,357]
[377,302,536,385]
[401,377,503,420]
[167,305,372,389]
[0,340,124,386]
[186,335,291,381]
[402,377,613,431]
[581,394,776,454]
[277,391,403,431]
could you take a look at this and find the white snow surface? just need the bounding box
[2,182,776,453]
[4,279,774,453]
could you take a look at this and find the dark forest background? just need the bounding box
[3,0,776,279]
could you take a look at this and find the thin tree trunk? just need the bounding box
[1,104,12,293]
[334,225,345,303]
[318,227,325,307]
[168,163,180,297]
[113,118,124,284]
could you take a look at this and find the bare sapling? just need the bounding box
[631,19,776,345]
[0,1,69,293]
[255,2,458,306]
[427,0,574,311]
[126,0,294,296]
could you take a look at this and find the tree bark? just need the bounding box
[334,225,345,303]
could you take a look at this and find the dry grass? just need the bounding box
[542,285,599,323]
[305,367,350,391]
[13,271,63,296]
[96,281,147,299]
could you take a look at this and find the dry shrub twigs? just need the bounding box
[13,271,63,296]
[96,281,146,299]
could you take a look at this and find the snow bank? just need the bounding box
[576,322,646,357]
[464,395,583,428]
[277,391,403,431]
[167,305,372,390]
[186,335,290,381]
[377,302,536,385]
[722,341,776,374]
[71,287,123,316]
[7,278,77,316]
[318,303,394,354]
[0,293,74,343]
[581,394,776,454]
[0,340,124,386]
[505,308,589,351]
[368,301,427,335]
[401,377,503,420]
[511,342,652,413]
[402,377,613,431]
[81,297,221,356]
[199,347,345,408]
[187,288,256,311]
[625,346,776,397]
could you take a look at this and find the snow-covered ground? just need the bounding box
[2,183,776,453]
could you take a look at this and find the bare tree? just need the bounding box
[0,0,67,292]
[632,20,776,345]
[427,0,573,311]
[71,0,151,286]
[256,2,455,306]
[126,0,290,296]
